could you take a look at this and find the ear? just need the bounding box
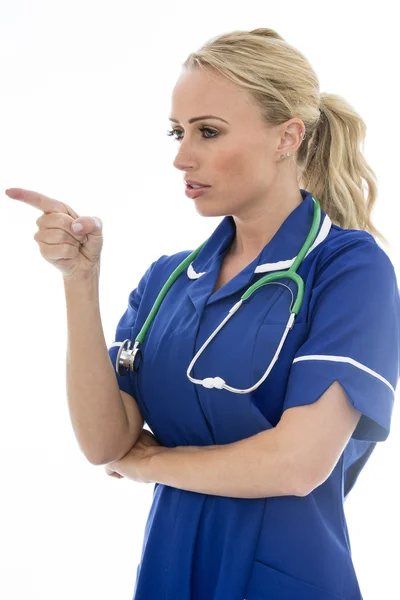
[278,118,305,154]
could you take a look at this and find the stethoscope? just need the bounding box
[115,196,321,394]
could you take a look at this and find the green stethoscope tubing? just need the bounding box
[117,196,321,378]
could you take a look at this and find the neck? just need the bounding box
[229,187,304,260]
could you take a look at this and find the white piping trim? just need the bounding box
[292,354,395,395]
[187,262,206,279]
[187,214,332,279]
[255,215,332,274]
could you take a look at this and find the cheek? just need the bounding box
[213,151,253,182]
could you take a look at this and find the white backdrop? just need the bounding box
[0,1,398,599]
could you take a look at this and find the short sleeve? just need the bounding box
[108,260,157,397]
[282,238,400,442]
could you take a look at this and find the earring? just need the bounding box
[281,131,306,160]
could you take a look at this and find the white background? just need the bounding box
[0,1,398,598]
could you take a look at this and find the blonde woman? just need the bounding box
[6,27,399,600]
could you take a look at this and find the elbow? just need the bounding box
[285,457,319,498]
[88,447,127,466]
[88,429,141,466]
[291,465,326,497]
[87,454,110,466]
[74,433,122,466]
[81,445,110,466]
[86,451,123,466]
[292,480,314,497]
[81,442,128,467]
[285,475,308,498]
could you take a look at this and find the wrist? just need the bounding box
[63,268,100,285]
[145,446,169,483]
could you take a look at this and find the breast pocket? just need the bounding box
[244,560,344,600]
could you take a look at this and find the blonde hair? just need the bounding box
[182,28,388,247]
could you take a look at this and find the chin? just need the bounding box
[194,203,228,218]
[192,195,234,217]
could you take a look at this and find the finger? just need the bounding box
[35,212,89,245]
[33,228,82,249]
[70,216,103,235]
[5,188,79,218]
[38,242,80,261]
[36,211,103,236]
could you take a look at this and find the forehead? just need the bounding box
[170,68,260,124]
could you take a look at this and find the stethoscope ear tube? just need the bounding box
[115,197,321,388]
[186,306,296,393]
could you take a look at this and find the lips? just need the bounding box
[185,185,211,199]
[185,180,211,187]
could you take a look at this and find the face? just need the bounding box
[169,67,303,218]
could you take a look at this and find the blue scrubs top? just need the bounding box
[108,189,400,600]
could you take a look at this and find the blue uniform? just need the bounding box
[108,189,400,600]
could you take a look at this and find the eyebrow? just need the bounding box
[169,115,229,125]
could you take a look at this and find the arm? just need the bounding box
[277,380,362,494]
[64,273,143,465]
[145,425,295,498]
[136,380,361,498]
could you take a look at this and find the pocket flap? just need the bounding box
[245,560,343,600]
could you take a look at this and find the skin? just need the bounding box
[4,68,309,487]
[4,75,362,497]
[169,67,306,261]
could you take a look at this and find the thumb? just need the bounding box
[71,216,102,234]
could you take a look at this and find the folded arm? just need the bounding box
[143,380,361,498]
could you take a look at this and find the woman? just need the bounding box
[6,28,399,600]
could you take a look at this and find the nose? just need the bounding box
[173,154,197,173]
[172,139,200,172]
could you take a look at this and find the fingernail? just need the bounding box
[72,223,83,233]
[93,217,102,229]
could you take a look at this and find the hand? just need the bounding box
[134,428,163,451]
[105,429,165,483]
[104,464,125,479]
[4,187,103,281]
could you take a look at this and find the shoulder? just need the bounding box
[150,249,194,276]
[140,249,195,293]
[315,224,397,284]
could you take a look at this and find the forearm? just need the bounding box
[145,428,301,499]
[64,271,130,464]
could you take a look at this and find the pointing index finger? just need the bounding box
[5,188,78,218]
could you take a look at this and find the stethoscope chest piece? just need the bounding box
[115,196,321,394]
[117,339,142,375]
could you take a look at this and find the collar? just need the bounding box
[187,189,331,280]
[185,189,332,312]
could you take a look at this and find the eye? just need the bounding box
[166,126,219,141]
